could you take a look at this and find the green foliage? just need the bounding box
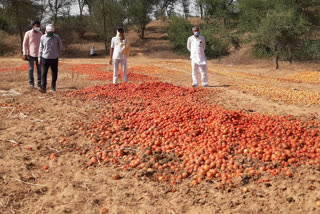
[200,0,238,26]
[252,43,273,59]
[200,24,233,58]
[128,0,158,39]
[167,16,192,52]
[1,0,41,33]
[296,40,320,61]
[238,0,317,66]
[54,15,90,48]
[256,8,310,54]
[90,0,123,52]
[237,0,270,32]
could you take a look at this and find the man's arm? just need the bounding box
[109,38,114,65]
[202,37,206,50]
[22,32,29,60]
[109,48,114,65]
[38,37,43,62]
[58,36,64,52]
[187,37,191,52]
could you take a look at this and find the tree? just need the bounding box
[0,0,41,52]
[90,0,122,53]
[155,0,176,19]
[128,0,159,39]
[48,0,73,23]
[77,0,86,19]
[200,0,238,26]
[256,8,310,69]
[181,0,190,18]
[238,0,317,68]
[33,0,49,23]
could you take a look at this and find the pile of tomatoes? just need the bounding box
[69,64,158,81]
[68,81,320,187]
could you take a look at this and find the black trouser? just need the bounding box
[41,58,58,91]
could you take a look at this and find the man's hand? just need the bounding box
[22,55,28,61]
[109,59,112,65]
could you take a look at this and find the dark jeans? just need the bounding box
[28,56,41,86]
[41,58,58,91]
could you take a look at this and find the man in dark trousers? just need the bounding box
[38,24,63,93]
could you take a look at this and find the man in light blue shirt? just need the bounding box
[38,24,63,93]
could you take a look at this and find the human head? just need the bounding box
[46,24,54,33]
[32,20,40,31]
[192,26,200,37]
[45,24,54,37]
[117,27,125,38]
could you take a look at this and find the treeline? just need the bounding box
[0,0,319,68]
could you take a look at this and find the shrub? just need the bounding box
[296,40,320,61]
[167,16,192,53]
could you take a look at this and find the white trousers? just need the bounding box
[191,60,208,86]
[113,58,127,84]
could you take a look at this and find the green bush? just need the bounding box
[54,16,90,48]
[167,16,192,53]
[296,40,320,61]
[200,24,236,58]
[252,43,273,59]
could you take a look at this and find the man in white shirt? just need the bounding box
[187,26,208,87]
[109,27,130,84]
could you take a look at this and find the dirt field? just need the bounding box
[1,21,320,214]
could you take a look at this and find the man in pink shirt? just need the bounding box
[22,21,43,88]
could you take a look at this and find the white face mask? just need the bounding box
[194,31,200,37]
[34,27,40,32]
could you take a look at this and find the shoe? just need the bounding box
[192,85,197,87]
[50,88,56,92]
[39,88,46,93]
[203,84,208,87]
[29,85,34,89]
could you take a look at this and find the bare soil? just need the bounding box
[1,20,320,214]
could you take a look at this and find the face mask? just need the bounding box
[47,32,53,37]
[194,31,200,37]
[34,27,40,32]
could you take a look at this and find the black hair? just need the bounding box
[117,27,124,33]
[32,21,40,26]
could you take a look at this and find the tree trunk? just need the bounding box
[275,52,279,69]
[141,24,145,39]
[104,41,108,55]
[199,4,203,19]
[13,1,23,53]
[288,47,293,64]
[102,0,108,54]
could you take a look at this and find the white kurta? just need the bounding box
[187,35,207,65]
[111,36,128,84]
[187,35,208,86]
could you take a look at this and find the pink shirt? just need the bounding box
[22,29,43,57]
